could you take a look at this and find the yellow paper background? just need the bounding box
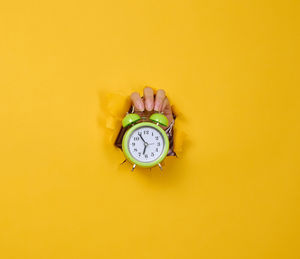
[0,1,299,258]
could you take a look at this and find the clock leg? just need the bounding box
[131,164,136,172]
[158,163,163,171]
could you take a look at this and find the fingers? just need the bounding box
[130,87,170,115]
[162,97,174,124]
[162,96,170,111]
[130,92,144,111]
[143,87,154,111]
[154,89,166,112]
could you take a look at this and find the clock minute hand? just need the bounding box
[138,133,147,144]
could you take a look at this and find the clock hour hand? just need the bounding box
[143,145,147,155]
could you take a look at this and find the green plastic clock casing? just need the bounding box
[122,113,141,127]
[149,113,168,127]
[122,116,169,168]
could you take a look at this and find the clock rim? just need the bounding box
[122,122,169,168]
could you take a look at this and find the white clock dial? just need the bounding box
[128,126,165,163]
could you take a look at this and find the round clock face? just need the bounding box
[127,126,165,163]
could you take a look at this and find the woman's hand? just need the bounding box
[130,87,174,127]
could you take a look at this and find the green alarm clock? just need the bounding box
[122,112,169,171]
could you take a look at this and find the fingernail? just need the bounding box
[154,102,160,111]
[146,100,153,111]
[137,101,144,111]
